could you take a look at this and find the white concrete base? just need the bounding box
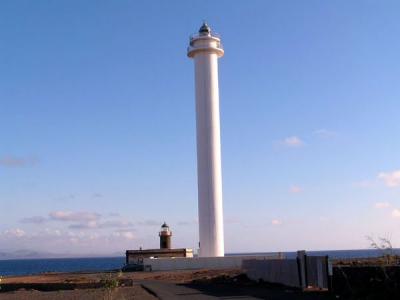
[142,255,283,272]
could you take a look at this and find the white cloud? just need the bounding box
[137,220,161,226]
[49,211,101,222]
[69,220,134,230]
[392,209,400,218]
[45,228,62,236]
[375,202,390,209]
[3,228,26,238]
[113,230,135,240]
[20,211,134,233]
[271,219,282,226]
[378,170,400,187]
[281,136,304,147]
[69,221,98,229]
[0,228,136,251]
[289,185,303,193]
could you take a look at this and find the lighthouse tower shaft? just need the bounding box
[188,24,224,257]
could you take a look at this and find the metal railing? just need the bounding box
[188,40,223,49]
[189,31,221,42]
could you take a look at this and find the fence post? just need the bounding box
[297,250,307,289]
[325,255,333,291]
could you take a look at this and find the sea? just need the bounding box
[1,249,400,277]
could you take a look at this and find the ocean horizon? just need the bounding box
[1,248,399,277]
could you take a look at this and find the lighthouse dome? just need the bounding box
[161,222,169,228]
[199,22,211,35]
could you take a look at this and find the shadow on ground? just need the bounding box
[181,282,334,300]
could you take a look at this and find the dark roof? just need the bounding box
[199,22,211,35]
[161,222,169,228]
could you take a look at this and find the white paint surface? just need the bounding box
[188,30,224,257]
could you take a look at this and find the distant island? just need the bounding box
[0,249,123,260]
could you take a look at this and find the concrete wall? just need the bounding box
[243,259,300,288]
[243,255,331,289]
[143,255,282,272]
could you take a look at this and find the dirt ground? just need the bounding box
[0,286,156,300]
[1,268,241,285]
[0,269,241,299]
[0,269,333,300]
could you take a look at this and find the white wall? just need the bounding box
[142,255,281,271]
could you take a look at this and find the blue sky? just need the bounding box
[1,0,400,255]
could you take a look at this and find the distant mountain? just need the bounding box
[0,249,124,260]
[0,249,57,260]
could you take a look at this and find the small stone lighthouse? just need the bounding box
[125,222,192,265]
[159,222,172,249]
[187,23,225,257]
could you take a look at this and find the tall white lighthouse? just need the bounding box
[187,23,224,257]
